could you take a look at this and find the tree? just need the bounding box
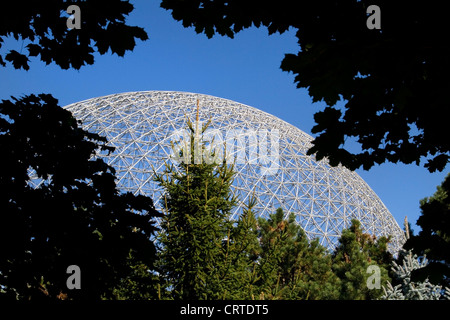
[220,197,261,299]
[0,0,158,301]
[0,0,148,70]
[154,118,239,299]
[382,249,450,300]
[332,219,392,300]
[160,0,449,172]
[256,208,340,300]
[112,253,161,300]
[0,94,161,300]
[404,173,450,287]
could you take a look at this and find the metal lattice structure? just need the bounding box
[63,91,405,253]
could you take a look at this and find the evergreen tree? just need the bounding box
[112,253,160,300]
[382,249,450,300]
[220,197,261,299]
[291,238,340,300]
[256,208,299,299]
[332,219,392,300]
[155,117,237,299]
[256,208,340,299]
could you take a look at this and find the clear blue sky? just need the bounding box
[1,1,447,232]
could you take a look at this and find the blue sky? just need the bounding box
[1,0,448,232]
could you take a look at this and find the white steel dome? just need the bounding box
[63,91,405,252]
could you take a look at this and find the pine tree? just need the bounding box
[256,208,303,299]
[112,252,160,300]
[290,238,341,300]
[332,219,392,300]
[155,116,238,299]
[256,208,340,299]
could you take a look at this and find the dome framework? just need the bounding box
[62,91,405,252]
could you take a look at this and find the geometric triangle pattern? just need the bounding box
[63,91,406,254]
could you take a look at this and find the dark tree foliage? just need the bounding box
[404,173,450,287]
[161,0,449,172]
[0,94,161,300]
[0,0,148,70]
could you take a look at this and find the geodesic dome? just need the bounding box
[63,91,405,253]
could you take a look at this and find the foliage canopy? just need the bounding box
[0,0,148,70]
[404,173,450,287]
[161,0,449,172]
[0,94,160,300]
